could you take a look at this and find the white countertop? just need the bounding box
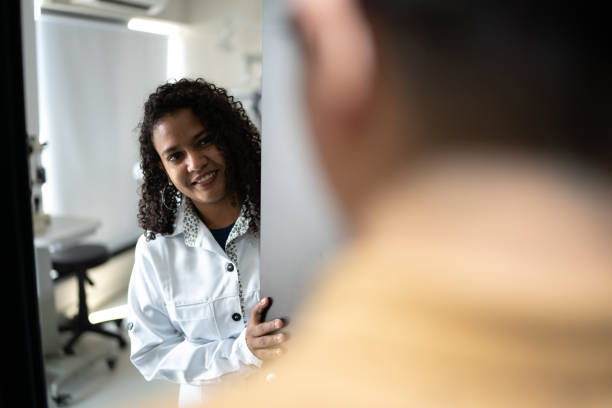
[34,215,101,249]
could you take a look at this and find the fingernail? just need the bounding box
[260,298,266,305]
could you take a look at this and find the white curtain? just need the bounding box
[36,14,167,251]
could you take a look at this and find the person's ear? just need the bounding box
[292,0,377,123]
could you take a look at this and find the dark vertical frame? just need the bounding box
[0,1,48,407]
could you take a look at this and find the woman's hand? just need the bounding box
[246,297,287,360]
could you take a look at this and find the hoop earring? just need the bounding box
[161,183,174,210]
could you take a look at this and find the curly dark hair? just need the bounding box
[137,78,261,240]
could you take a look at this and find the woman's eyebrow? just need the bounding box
[161,129,207,157]
[192,129,207,141]
[162,145,179,157]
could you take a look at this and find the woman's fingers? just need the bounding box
[246,298,289,360]
[250,297,270,325]
[252,318,284,337]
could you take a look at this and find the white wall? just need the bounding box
[155,0,262,125]
[182,0,262,128]
[174,0,261,89]
[157,0,261,90]
[260,0,346,319]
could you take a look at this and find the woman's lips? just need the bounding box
[192,170,217,187]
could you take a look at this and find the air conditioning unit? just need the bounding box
[41,0,169,20]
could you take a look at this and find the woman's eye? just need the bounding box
[167,153,180,162]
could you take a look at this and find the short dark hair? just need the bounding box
[137,78,261,240]
[359,1,611,175]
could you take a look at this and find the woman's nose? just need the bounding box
[186,151,208,172]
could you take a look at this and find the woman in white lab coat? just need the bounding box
[127,78,286,407]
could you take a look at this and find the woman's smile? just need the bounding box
[191,169,218,187]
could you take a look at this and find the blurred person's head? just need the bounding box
[137,78,261,240]
[289,7,612,400]
[292,1,611,223]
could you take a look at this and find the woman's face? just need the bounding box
[152,108,230,214]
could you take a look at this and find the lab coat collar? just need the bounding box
[170,197,257,254]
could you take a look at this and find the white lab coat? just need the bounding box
[127,199,262,407]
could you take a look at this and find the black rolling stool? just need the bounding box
[52,244,127,355]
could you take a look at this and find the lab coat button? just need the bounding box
[127,322,134,331]
[226,263,235,272]
[232,313,242,321]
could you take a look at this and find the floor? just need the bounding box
[44,308,179,408]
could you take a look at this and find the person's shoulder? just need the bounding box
[135,231,184,257]
[132,233,184,284]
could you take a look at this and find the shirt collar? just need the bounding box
[171,198,256,249]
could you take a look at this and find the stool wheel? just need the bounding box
[52,393,71,406]
[106,357,117,371]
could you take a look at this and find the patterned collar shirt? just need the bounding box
[127,198,261,405]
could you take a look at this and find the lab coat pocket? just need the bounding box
[173,302,220,341]
[211,296,244,339]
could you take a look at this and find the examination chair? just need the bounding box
[52,244,127,354]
